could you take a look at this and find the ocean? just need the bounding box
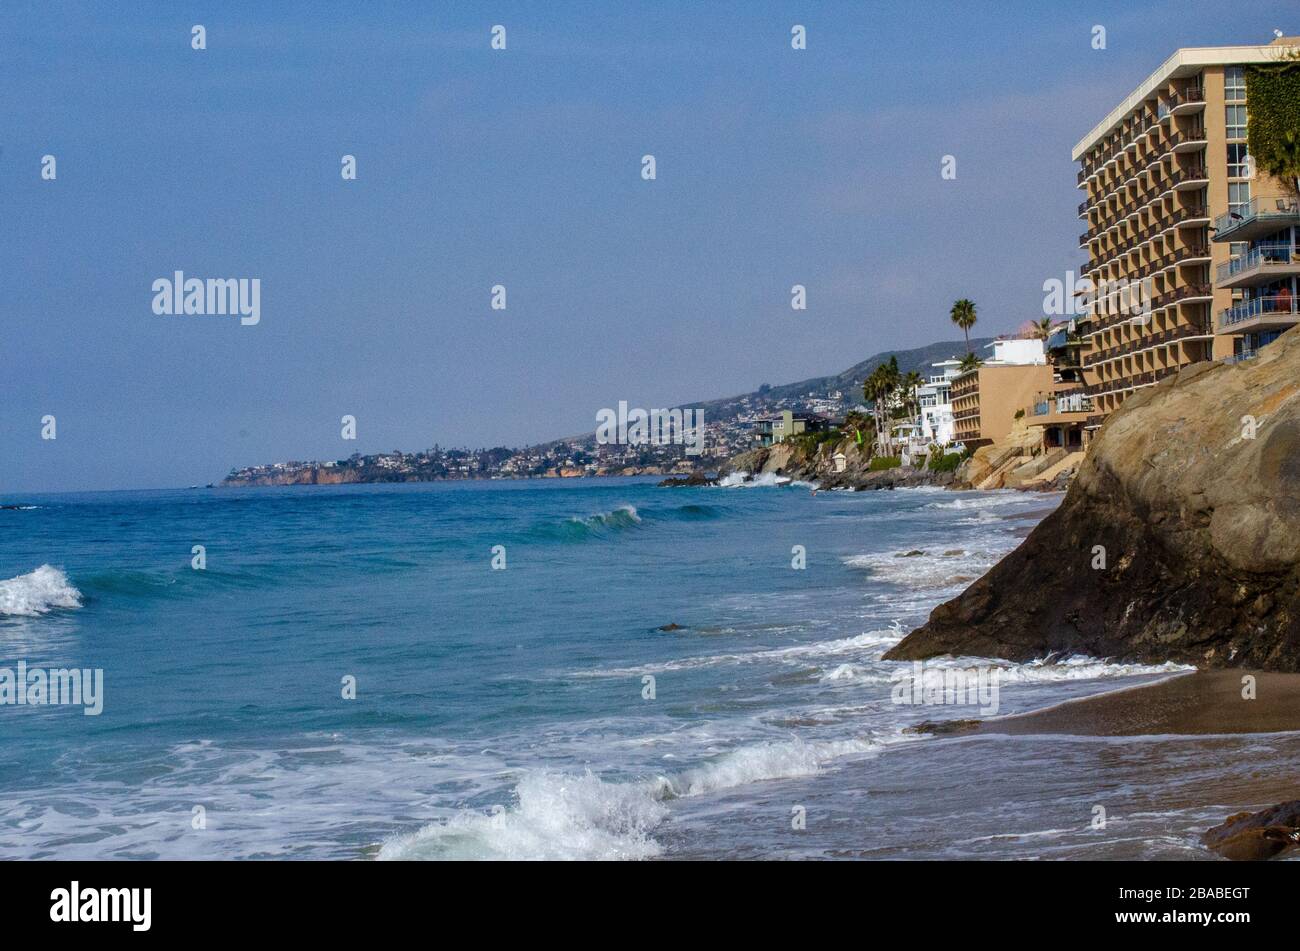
[3,477,1289,860]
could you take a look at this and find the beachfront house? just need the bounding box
[915,358,963,446]
[753,410,832,447]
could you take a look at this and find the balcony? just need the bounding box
[1213,196,1300,243]
[1167,123,1207,153]
[1027,391,1094,425]
[1169,86,1205,116]
[1172,202,1210,228]
[1169,163,1208,190]
[1083,321,1213,367]
[1078,200,1089,218]
[1218,294,1300,333]
[1152,243,1211,271]
[1216,243,1300,288]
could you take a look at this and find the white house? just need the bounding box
[916,358,962,446]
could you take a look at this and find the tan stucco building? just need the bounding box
[951,363,1054,447]
[1074,37,1300,435]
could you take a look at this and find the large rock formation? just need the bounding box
[720,439,957,490]
[884,328,1300,671]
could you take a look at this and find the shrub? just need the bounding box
[869,456,902,471]
[928,452,963,473]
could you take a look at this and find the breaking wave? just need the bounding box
[377,733,906,861]
[0,565,83,617]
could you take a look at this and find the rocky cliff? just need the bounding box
[719,438,956,490]
[885,328,1300,671]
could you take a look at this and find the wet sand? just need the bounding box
[976,670,1300,737]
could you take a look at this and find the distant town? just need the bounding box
[220,386,859,486]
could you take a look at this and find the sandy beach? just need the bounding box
[977,670,1300,737]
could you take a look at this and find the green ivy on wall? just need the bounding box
[1245,56,1300,194]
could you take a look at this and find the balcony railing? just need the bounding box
[1213,196,1300,241]
[1030,392,1094,417]
[1165,123,1206,151]
[1216,243,1300,283]
[1169,163,1208,187]
[1172,202,1209,225]
[1218,295,1300,329]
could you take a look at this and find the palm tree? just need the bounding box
[950,299,977,353]
[903,370,924,418]
[1033,317,1055,341]
[862,369,884,456]
[862,365,897,457]
[958,352,982,374]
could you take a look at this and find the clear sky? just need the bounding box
[4,0,1296,492]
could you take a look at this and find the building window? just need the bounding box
[1224,67,1246,103]
[1227,143,1251,178]
[1229,241,1248,260]
[1226,104,1248,139]
[1229,181,1252,216]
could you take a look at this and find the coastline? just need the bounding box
[971,669,1300,737]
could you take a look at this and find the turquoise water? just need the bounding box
[0,478,1223,859]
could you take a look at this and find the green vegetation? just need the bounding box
[927,451,964,472]
[958,351,982,373]
[863,356,902,458]
[786,429,843,452]
[869,456,902,471]
[1246,53,1300,198]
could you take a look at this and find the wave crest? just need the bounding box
[0,565,83,617]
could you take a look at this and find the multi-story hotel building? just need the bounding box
[1074,37,1300,435]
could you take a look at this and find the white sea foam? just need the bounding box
[573,625,905,678]
[843,547,1008,589]
[379,732,908,861]
[925,492,1031,510]
[716,471,793,488]
[977,656,1194,683]
[0,565,82,617]
[377,770,667,861]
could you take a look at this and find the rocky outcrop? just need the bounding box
[223,465,364,487]
[719,440,956,490]
[1204,801,1300,860]
[658,472,716,487]
[885,328,1300,671]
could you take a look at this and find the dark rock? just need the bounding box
[657,471,716,487]
[657,623,687,632]
[905,719,982,735]
[1204,801,1300,860]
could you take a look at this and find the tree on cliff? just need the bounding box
[950,299,978,354]
[863,358,901,457]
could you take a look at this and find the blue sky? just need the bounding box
[4,0,1296,492]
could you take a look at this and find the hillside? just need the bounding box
[679,337,994,418]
